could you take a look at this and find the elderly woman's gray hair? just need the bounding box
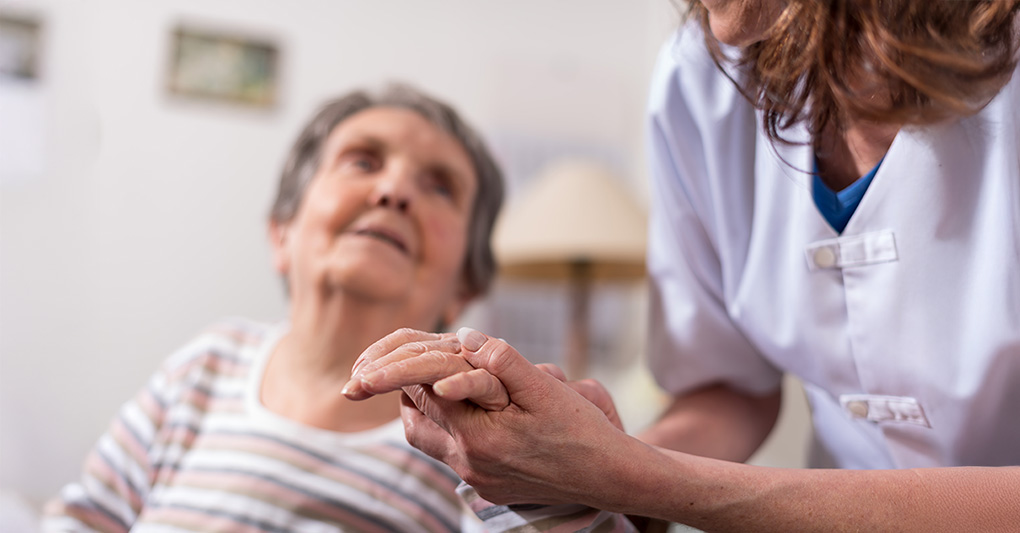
[269,83,505,300]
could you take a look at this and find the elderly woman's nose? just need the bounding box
[370,169,415,213]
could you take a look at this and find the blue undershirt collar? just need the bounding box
[812,156,883,233]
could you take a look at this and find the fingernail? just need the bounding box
[457,326,487,352]
[341,380,357,397]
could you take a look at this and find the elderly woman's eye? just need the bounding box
[339,150,379,172]
[425,172,455,198]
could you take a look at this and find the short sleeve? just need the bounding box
[644,27,783,397]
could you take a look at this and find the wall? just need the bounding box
[0,0,809,515]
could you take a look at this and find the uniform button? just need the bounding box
[847,400,869,418]
[813,247,837,268]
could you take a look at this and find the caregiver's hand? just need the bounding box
[396,327,637,507]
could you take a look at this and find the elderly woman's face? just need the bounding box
[271,107,478,326]
[699,0,786,47]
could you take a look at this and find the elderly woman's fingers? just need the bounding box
[355,350,476,397]
[432,368,510,411]
[343,330,460,400]
[351,328,456,377]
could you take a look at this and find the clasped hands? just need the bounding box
[341,326,627,506]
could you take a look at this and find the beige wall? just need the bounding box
[0,0,809,517]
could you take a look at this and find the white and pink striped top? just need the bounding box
[41,319,480,532]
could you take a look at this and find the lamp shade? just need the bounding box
[493,158,647,280]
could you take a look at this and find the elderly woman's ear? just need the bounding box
[268,219,292,276]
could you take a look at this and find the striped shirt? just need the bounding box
[42,319,481,532]
[42,318,638,532]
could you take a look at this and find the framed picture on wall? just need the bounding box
[0,14,42,81]
[166,25,279,107]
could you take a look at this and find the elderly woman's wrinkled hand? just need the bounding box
[342,328,511,411]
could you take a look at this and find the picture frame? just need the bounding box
[166,25,279,107]
[0,14,42,81]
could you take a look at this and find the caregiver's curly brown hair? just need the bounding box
[686,0,1020,144]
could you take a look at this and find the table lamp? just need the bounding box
[492,158,647,378]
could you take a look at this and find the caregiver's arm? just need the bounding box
[353,328,1020,532]
[631,447,1020,533]
[639,383,780,462]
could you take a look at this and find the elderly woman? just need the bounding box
[43,84,506,532]
[347,1,1020,531]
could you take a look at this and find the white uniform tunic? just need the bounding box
[646,25,1020,469]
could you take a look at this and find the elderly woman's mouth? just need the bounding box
[353,228,409,254]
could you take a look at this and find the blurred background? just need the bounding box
[0,0,809,524]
